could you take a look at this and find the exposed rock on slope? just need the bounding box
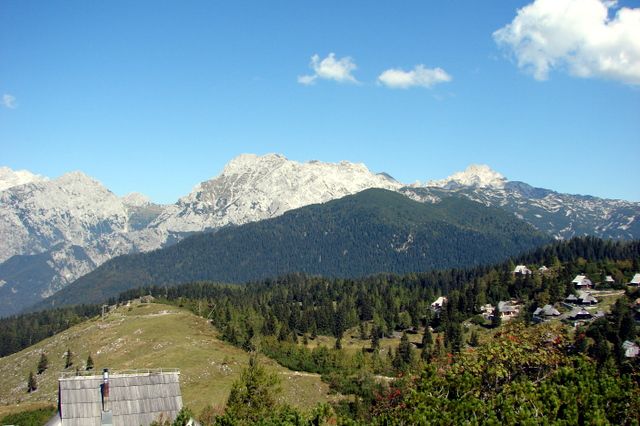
[150,153,402,235]
[406,164,639,240]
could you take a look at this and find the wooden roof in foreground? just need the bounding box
[58,370,182,426]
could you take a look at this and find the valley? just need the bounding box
[1,237,638,424]
[1,159,639,425]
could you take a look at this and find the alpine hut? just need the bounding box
[45,369,184,426]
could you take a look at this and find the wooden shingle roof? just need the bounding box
[57,370,182,426]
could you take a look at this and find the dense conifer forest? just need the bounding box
[0,304,99,357]
[35,189,549,309]
[122,237,640,424]
[2,237,639,424]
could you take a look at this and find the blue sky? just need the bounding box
[1,0,639,203]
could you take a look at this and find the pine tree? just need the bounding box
[359,322,368,340]
[27,371,37,393]
[172,407,194,426]
[86,354,94,371]
[371,331,380,352]
[65,348,73,369]
[491,309,502,329]
[225,355,280,423]
[37,352,48,375]
[432,335,445,359]
[469,330,480,347]
[394,332,414,371]
[242,325,255,352]
[310,322,318,340]
[420,327,434,361]
[445,321,463,353]
[278,323,290,342]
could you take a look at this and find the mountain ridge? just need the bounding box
[1,155,638,316]
[34,188,549,309]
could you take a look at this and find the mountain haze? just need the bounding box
[37,189,548,309]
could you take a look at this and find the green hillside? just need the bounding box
[37,189,548,309]
[0,302,330,416]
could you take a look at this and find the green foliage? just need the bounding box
[150,407,194,426]
[0,304,99,357]
[86,354,94,370]
[0,406,56,426]
[173,407,194,426]
[393,332,414,371]
[37,352,48,374]
[491,310,502,329]
[469,330,480,347]
[5,236,638,363]
[421,328,433,361]
[370,324,639,425]
[224,355,281,424]
[65,348,73,368]
[3,237,639,424]
[40,188,550,308]
[27,370,37,392]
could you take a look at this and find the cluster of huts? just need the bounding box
[511,267,640,328]
[513,264,640,286]
[424,269,640,361]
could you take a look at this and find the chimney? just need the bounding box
[102,368,110,412]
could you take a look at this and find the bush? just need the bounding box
[0,406,56,426]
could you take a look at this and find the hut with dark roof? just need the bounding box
[45,369,184,426]
[533,304,561,322]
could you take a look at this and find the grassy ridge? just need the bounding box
[0,302,330,416]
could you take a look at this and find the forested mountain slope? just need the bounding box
[36,189,548,309]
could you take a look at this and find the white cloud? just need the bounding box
[298,53,358,85]
[297,74,317,85]
[2,94,16,109]
[377,65,452,89]
[494,0,640,85]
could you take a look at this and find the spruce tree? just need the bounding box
[491,309,502,329]
[86,354,94,371]
[65,348,73,369]
[394,332,414,370]
[37,352,48,375]
[310,322,318,340]
[371,331,380,352]
[278,324,290,342]
[469,330,480,347]
[445,321,463,353]
[225,355,280,423]
[359,322,368,340]
[421,328,433,361]
[27,371,37,393]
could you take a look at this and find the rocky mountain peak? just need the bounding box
[427,164,507,189]
[220,153,286,175]
[152,153,402,234]
[0,166,48,192]
[55,171,104,188]
[122,192,153,207]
